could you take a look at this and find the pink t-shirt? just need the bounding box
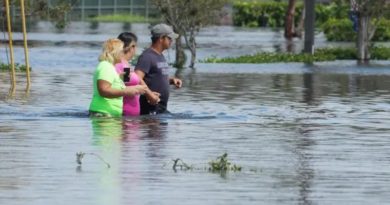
[115,59,141,116]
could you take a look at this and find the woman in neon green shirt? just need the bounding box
[89,39,147,117]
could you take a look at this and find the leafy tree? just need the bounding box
[152,0,228,68]
[1,0,79,29]
[340,0,390,61]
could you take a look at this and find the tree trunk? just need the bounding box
[295,6,305,38]
[284,0,296,39]
[189,29,196,68]
[174,35,186,68]
[303,0,315,54]
[357,14,370,62]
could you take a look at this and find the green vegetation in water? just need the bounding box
[76,152,111,168]
[201,47,390,64]
[89,14,157,23]
[208,153,242,172]
[169,153,242,173]
[0,63,30,72]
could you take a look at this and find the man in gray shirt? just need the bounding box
[135,23,182,115]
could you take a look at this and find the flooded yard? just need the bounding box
[1,23,390,204]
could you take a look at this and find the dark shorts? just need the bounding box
[139,95,169,115]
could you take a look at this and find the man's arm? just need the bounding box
[134,69,160,105]
[169,77,182,88]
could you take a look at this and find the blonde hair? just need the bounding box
[98,38,124,64]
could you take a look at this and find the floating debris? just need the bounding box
[76,152,111,168]
[172,158,193,171]
[166,153,242,173]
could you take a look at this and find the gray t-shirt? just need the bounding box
[135,48,170,108]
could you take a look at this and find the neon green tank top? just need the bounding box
[89,61,125,117]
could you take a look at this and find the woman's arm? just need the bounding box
[97,79,146,98]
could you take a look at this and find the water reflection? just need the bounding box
[294,123,316,205]
[303,73,314,104]
[89,116,169,204]
[287,71,316,204]
[91,116,168,143]
[91,117,124,140]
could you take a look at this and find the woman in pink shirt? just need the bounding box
[116,32,160,116]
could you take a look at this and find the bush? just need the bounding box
[373,19,390,41]
[371,46,390,60]
[233,1,291,27]
[322,18,390,41]
[201,47,390,64]
[0,63,30,71]
[321,18,356,41]
[232,1,345,28]
[232,1,390,42]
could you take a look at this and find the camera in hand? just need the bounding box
[123,67,130,82]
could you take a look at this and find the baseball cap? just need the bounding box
[151,23,179,39]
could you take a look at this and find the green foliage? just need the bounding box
[208,153,242,172]
[353,0,390,17]
[89,14,157,23]
[371,46,390,60]
[322,18,390,41]
[202,47,390,63]
[321,18,356,41]
[232,0,390,43]
[153,0,228,31]
[373,19,390,41]
[0,63,30,72]
[1,0,79,29]
[315,47,357,59]
[233,1,290,27]
[45,0,80,29]
[315,2,349,24]
[232,1,346,28]
[152,0,228,67]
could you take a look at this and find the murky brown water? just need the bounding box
[1,23,390,205]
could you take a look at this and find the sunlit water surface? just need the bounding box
[1,24,390,204]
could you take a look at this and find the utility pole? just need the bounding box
[303,0,315,54]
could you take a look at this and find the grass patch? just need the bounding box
[201,47,390,64]
[89,14,157,23]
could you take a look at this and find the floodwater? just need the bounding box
[1,22,390,204]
